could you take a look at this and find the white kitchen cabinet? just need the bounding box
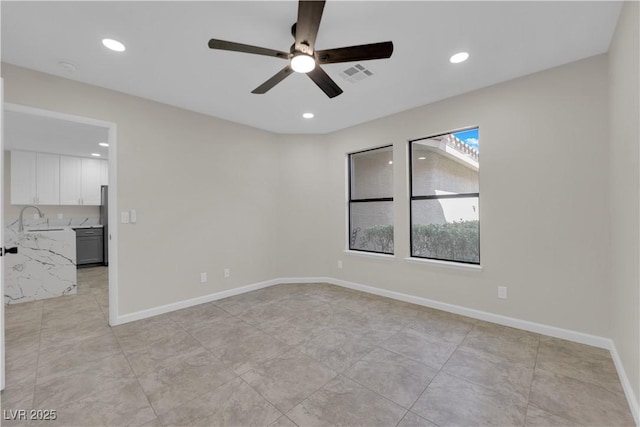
[10,151,60,205]
[10,151,37,205]
[35,153,60,204]
[81,158,102,205]
[59,156,82,205]
[60,156,103,205]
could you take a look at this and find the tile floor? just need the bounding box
[1,267,635,426]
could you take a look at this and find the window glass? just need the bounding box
[349,145,394,254]
[410,129,479,264]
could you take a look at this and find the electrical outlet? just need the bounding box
[121,211,130,223]
[200,272,207,283]
[338,260,343,269]
[498,286,508,299]
[223,268,230,279]
[33,213,39,220]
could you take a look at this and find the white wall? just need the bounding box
[1,63,280,315]
[275,135,329,278]
[323,54,611,338]
[609,0,640,410]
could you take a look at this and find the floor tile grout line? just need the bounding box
[405,317,477,423]
[522,334,542,426]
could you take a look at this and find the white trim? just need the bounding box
[344,250,396,261]
[610,340,640,425]
[404,257,483,272]
[112,277,330,326]
[112,279,281,325]
[326,277,610,348]
[3,103,120,327]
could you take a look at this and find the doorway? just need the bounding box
[1,103,118,326]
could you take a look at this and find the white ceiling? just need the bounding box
[1,1,622,134]
[4,110,109,159]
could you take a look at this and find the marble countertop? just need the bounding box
[24,225,103,232]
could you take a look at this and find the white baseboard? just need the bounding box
[112,275,637,425]
[111,278,281,326]
[326,277,611,349]
[610,340,640,425]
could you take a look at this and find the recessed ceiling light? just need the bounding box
[388,160,393,165]
[91,153,101,157]
[450,52,469,64]
[418,156,426,160]
[102,38,126,52]
[302,112,314,119]
[99,142,109,147]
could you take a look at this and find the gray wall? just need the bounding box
[608,0,639,409]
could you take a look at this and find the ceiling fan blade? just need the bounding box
[208,39,290,60]
[316,41,394,64]
[251,66,295,94]
[295,0,325,53]
[307,65,343,98]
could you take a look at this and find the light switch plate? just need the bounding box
[130,209,137,224]
[121,211,130,223]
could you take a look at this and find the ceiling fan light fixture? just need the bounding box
[291,53,316,73]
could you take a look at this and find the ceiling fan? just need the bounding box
[207,0,393,98]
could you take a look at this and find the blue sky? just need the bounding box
[453,128,479,151]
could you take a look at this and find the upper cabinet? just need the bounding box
[11,150,107,206]
[10,151,60,205]
[80,158,102,205]
[59,155,82,205]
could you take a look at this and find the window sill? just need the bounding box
[344,250,396,261]
[404,257,483,272]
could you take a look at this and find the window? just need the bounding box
[409,128,480,264]
[348,145,394,254]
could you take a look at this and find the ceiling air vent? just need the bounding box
[338,64,373,84]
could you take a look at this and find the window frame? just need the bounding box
[347,145,394,255]
[408,129,480,265]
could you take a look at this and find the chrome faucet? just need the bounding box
[18,205,44,232]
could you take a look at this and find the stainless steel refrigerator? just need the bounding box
[100,185,109,266]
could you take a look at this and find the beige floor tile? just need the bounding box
[298,327,379,372]
[36,331,122,383]
[241,348,337,412]
[167,302,230,330]
[397,411,438,427]
[286,375,406,427]
[0,380,35,426]
[32,377,156,427]
[125,330,210,376]
[270,415,298,426]
[159,377,282,427]
[33,353,135,408]
[411,372,527,426]
[113,314,182,355]
[441,347,534,404]
[136,348,237,415]
[525,405,582,426]
[536,335,625,395]
[406,309,476,344]
[459,321,540,364]
[381,327,458,370]
[344,347,437,408]
[529,370,635,426]
[3,277,634,427]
